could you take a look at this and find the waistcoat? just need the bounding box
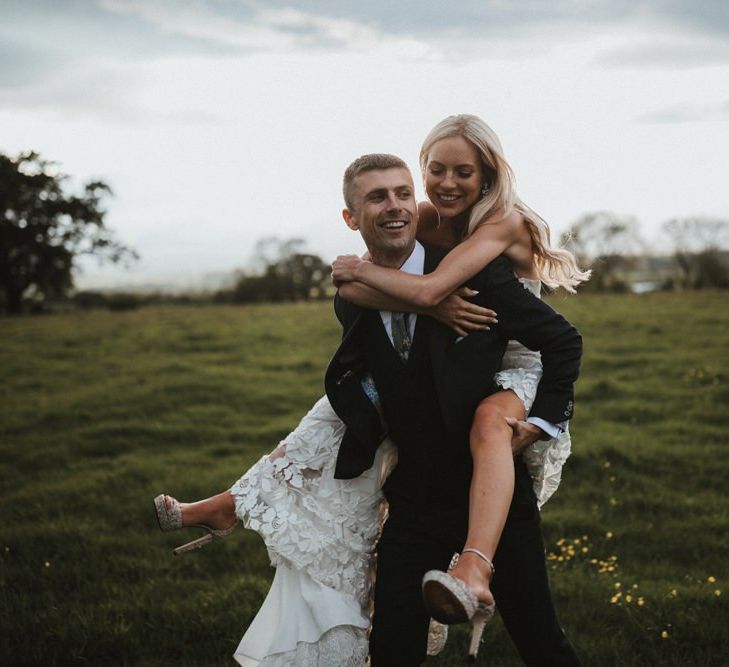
[361,311,471,511]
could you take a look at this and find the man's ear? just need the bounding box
[342,208,358,230]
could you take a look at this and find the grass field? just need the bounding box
[1,292,728,666]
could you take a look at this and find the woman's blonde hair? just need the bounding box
[419,114,590,292]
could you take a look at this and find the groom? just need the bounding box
[326,154,581,665]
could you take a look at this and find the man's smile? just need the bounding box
[381,219,408,230]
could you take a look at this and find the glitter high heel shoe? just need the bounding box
[153,494,237,556]
[426,618,448,656]
[422,548,496,662]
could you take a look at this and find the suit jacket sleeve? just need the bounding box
[327,291,386,479]
[473,257,582,423]
[334,291,360,333]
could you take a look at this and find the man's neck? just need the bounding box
[369,241,417,269]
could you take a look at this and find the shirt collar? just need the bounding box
[399,241,425,276]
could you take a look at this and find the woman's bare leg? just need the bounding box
[450,390,526,603]
[173,491,237,531]
[166,444,289,530]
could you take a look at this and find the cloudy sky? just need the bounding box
[2,0,728,288]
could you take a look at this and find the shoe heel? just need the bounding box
[467,604,493,661]
[173,532,214,556]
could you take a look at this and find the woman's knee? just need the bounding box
[470,401,511,448]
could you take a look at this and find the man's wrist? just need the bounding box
[526,416,560,440]
[354,259,369,283]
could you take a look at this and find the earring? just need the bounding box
[480,183,489,197]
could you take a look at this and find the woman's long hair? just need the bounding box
[419,114,590,292]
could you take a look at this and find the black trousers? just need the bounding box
[369,460,581,666]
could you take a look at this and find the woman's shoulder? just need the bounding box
[476,207,524,233]
[470,208,535,274]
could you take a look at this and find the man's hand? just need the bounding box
[505,417,544,456]
[332,254,367,287]
[427,287,497,337]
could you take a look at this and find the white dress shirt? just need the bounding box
[379,241,423,344]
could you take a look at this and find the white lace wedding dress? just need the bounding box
[230,279,571,665]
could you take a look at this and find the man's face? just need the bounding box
[343,167,418,263]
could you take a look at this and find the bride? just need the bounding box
[154,114,588,665]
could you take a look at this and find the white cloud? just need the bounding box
[595,33,729,69]
[0,58,144,120]
[636,100,729,123]
[98,0,290,52]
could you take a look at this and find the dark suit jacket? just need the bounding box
[325,246,582,480]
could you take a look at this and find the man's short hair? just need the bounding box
[342,154,409,211]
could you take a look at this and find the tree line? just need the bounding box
[559,211,729,292]
[1,150,727,315]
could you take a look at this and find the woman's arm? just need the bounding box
[338,282,421,313]
[332,211,521,309]
[338,282,497,335]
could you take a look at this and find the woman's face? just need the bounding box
[424,135,484,220]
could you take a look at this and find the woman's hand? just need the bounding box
[426,287,498,337]
[332,254,368,287]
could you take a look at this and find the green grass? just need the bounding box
[1,293,728,665]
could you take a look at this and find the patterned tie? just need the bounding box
[391,312,412,362]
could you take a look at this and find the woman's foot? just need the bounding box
[449,550,495,608]
[422,548,495,623]
[422,549,496,660]
[154,491,238,555]
[168,491,237,532]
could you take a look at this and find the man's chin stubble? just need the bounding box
[369,239,416,269]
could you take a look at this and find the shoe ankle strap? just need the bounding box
[461,547,495,576]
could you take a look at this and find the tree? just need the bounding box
[662,216,729,289]
[560,211,644,291]
[230,237,330,303]
[0,151,137,314]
